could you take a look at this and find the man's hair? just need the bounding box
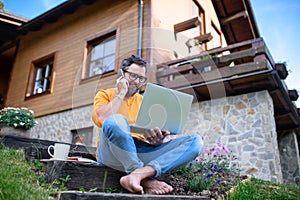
[120,55,147,72]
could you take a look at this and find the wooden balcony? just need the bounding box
[156,38,300,131]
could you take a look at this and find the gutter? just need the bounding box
[137,0,143,57]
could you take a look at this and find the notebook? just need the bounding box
[130,83,193,135]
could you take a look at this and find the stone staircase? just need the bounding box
[1,135,209,200]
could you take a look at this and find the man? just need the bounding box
[92,55,203,194]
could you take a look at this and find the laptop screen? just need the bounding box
[133,83,193,134]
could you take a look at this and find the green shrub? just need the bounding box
[0,107,36,129]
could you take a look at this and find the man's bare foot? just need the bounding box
[120,174,144,194]
[141,178,173,195]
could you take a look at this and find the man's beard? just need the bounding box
[125,83,140,97]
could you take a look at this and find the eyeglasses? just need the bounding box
[122,69,147,83]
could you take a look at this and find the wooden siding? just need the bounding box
[6,0,147,117]
[5,0,222,118]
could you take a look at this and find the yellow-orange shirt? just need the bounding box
[92,88,146,146]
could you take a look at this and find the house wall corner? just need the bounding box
[184,90,283,183]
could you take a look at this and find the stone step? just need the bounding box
[0,135,96,161]
[43,160,126,191]
[59,191,210,200]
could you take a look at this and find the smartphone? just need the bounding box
[117,69,125,83]
[120,69,125,78]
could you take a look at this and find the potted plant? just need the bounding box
[0,107,37,138]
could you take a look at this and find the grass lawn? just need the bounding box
[0,144,299,199]
[0,145,51,200]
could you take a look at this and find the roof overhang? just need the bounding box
[19,0,97,34]
[0,11,27,56]
[212,0,260,44]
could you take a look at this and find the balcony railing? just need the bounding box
[157,38,280,90]
[156,37,299,131]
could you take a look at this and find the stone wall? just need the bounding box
[183,90,283,183]
[30,105,98,146]
[278,130,300,186]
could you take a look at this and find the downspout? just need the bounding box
[137,0,143,57]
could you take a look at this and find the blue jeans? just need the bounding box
[98,114,203,177]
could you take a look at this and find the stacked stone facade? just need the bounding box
[278,130,300,186]
[184,90,283,183]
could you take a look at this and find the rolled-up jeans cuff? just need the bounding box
[147,160,161,177]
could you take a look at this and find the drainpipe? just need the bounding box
[137,0,143,57]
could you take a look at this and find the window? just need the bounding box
[86,31,116,78]
[33,63,52,95]
[26,53,55,97]
[71,127,94,146]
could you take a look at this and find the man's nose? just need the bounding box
[133,78,140,84]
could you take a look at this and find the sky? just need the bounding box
[4,0,300,107]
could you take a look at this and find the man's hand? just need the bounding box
[145,127,170,146]
[116,76,129,96]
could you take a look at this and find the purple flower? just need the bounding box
[194,157,200,162]
[201,135,208,140]
[218,166,224,172]
[206,172,213,178]
[213,150,221,157]
[222,146,230,154]
[211,163,217,171]
[202,148,212,155]
[214,145,222,151]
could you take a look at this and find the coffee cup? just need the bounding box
[47,143,70,160]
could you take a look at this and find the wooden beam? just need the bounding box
[289,89,299,101]
[174,17,200,33]
[275,63,288,79]
[220,11,248,25]
[194,33,213,44]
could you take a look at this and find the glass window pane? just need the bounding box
[103,55,115,72]
[104,38,116,56]
[91,44,104,61]
[90,59,106,76]
[35,67,44,81]
[34,81,43,94]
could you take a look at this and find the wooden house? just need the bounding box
[1,0,299,186]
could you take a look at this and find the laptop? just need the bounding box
[130,83,193,135]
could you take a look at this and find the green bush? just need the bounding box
[0,107,36,129]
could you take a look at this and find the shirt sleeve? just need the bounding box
[92,89,113,127]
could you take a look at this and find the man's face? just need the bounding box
[122,63,147,97]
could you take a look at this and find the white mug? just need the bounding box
[47,143,70,160]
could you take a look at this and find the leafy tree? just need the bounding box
[0,0,4,11]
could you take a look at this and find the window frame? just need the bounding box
[25,53,56,99]
[193,0,206,50]
[71,127,94,146]
[211,22,222,49]
[82,27,119,81]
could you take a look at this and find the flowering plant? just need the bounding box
[0,107,36,129]
[171,139,241,197]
